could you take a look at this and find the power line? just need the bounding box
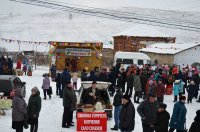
[10,0,200,32]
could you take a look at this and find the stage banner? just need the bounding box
[77,112,107,132]
[66,48,91,56]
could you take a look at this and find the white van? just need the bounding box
[113,51,151,69]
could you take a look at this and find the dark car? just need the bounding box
[0,75,26,98]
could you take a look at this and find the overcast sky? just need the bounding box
[1,0,200,15]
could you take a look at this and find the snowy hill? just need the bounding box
[0,7,200,52]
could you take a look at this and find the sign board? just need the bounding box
[77,112,107,132]
[66,48,91,56]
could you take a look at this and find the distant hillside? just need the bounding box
[0,7,200,52]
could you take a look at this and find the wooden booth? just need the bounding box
[49,41,103,72]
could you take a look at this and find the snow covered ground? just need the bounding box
[0,67,199,132]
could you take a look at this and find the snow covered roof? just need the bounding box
[113,24,174,38]
[114,51,151,60]
[139,43,200,55]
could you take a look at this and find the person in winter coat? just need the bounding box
[50,64,57,81]
[191,72,200,99]
[72,72,78,90]
[88,70,98,81]
[125,71,134,97]
[7,58,13,74]
[81,69,88,81]
[133,73,142,103]
[156,79,165,104]
[137,94,159,132]
[27,87,41,132]
[42,73,51,99]
[120,68,127,93]
[173,80,182,102]
[151,103,170,132]
[22,65,27,75]
[12,88,27,132]
[169,96,187,132]
[111,87,123,131]
[116,73,124,90]
[84,81,100,105]
[140,72,148,99]
[165,74,174,95]
[108,68,117,96]
[69,83,77,125]
[146,77,157,97]
[62,81,76,128]
[189,110,200,132]
[55,73,61,96]
[119,95,135,132]
[98,68,108,82]
[60,68,71,98]
[172,66,179,79]
[187,80,196,103]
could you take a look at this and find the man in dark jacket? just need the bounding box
[133,73,142,103]
[111,87,123,131]
[137,94,159,132]
[140,72,148,99]
[27,87,42,132]
[62,81,74,128]
[119,95,135,132]
[125,71,134,97]
[55,73,62,96]
[189,110,200,132]
[84,81,100,105]
[108,68,117,96]
[60,68,71,98]
[120,68,127,93]
[152,103,170,132]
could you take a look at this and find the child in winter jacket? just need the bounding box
[187,80,196,103]
[156,79,165,104]
[72,73,78,90]
[173,80,182,102]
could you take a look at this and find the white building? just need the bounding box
[139,43,200,68]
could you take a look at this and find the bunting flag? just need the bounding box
[0,38,48,45]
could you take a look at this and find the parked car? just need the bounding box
[0,75,26,98]
[77,81,113,118]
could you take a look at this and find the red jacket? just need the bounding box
[172,67,178,75]
[156,84,165,97]
[16,61,21,69]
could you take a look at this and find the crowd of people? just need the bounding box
[0,56,13,75]
[0,56,33,76]
[10,62,200,132]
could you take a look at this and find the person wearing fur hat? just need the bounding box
[119,95,135,132]
[187,80,196,103]
[189,110,200,132]
[111,87,123,131]
[151,103,170,132]
[27,87,41,132]
[169,96,187,132]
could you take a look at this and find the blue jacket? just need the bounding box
[61,70,71,85]
[169,101,187,130]
[173,83,182,96]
